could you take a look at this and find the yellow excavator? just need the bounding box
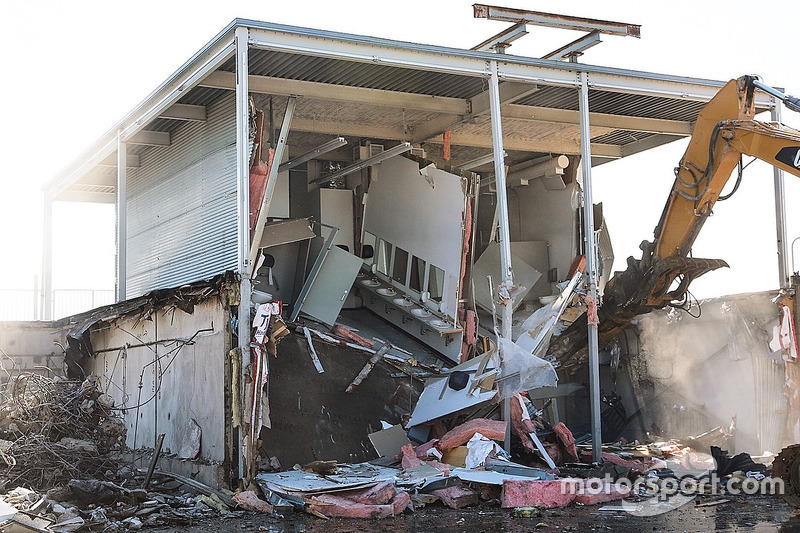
[545,75,800,504]
[551,75,800,374]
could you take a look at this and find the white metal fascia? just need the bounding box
[247,27,490,77]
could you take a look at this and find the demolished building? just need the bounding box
[19,6,797,506]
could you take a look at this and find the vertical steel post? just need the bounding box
[116,133,127,302]
[578,71,602,463]
[772,100,790,289]
[488,60,513,338]
[234,25,251,480]
[488,60,514,452]
[42,196,53,320]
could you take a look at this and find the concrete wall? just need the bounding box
[0,321,68,383]
[88,299,231,464]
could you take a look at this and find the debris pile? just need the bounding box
[0,374,126,490]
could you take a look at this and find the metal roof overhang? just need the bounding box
[43,18,775,202]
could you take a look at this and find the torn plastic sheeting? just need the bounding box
[464,432,505,469]
[496,337,557,401]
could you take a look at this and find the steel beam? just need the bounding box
[426,132,623,158]
[411,81,538,143]
[489,60,514,456]
[473,4,640,38]
[200,71,468,115]
[542,31,602,61]
[772,101,790,289]
[159,103,207,122]
[116,134,127,302]
[578,71,602,463]
[471,22,528,52]
[249,97,296,270]
[128,130,170,147]
[503,104,693,135]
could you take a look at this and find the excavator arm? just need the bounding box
[551,75,800,373]
[613,75,800,310]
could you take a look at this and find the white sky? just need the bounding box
[0,0,797,299]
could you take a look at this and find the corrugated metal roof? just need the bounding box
[590,129,656,145]
[517,86,708,121]
[222,49,487,99]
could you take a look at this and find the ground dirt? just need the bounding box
[147,494,800,532]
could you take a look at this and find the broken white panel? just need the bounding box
[294,246,363,326]
[255,463,397,494]
[510,241,551,300]
[515,269,583,353]
[407,352,498,428]
[451,467,547,485]
[473,242,541,313]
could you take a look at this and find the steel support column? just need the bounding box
[772,101,790,289]
[234,26,251,480]
[578,71,602,463]
[488,60,514,452]
[116,134,127,302]
[42,196,53,320]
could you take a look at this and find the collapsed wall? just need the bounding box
[625,291,788,454]
[0,321,68,381]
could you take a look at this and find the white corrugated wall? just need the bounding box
[126,94,238,297]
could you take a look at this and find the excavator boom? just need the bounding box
[551,75,800,373]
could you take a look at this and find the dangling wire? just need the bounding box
[719,156,756,201]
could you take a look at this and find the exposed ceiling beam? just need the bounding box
[159,103,207,122]
[426,132,622,158]
[98,153,140,168]
[473,4,641,38]
[127,130,170,146]
[289,117,406,141]
[200,70,468,115]
[58,187,116,204]
[502,104,693,135]
[411,81,539,143]
[621,133,684,157]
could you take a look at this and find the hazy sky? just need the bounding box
[0,0,797,300]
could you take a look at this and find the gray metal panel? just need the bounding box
[126,93,237,297]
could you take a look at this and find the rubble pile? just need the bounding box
[0,475,251,531]
[0,373,126,489]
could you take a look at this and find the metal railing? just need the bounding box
[0,289,114,321]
